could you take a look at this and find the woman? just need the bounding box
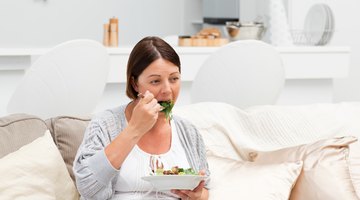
[73,36,210,200]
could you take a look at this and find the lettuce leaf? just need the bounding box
[159,100,174,120]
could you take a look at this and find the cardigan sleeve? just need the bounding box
[73,112,119,199]
[173,116,211,188]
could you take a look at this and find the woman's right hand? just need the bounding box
[128,90,162,136]
[104,90,162,169]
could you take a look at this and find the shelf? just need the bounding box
[0,46,350,82]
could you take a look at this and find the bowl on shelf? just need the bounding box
[225,21,265,41]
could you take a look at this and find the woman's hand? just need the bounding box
[128,90,162,136]
[104,90,163,169]
[171,180,208,200]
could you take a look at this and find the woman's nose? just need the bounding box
[161,81,171,94]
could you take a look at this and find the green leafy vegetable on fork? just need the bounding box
[158,100,174,120]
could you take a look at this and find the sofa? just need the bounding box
[0,102,359,200]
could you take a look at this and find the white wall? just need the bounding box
[332,0,360,102]
[286,0,360,102]
[0,0,359,116]
[0,0,188,47]
[239,0,360,102]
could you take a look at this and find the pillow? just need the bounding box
[208,155,303,200]
[349,142,360,198]
[46,116,90,182]
[0,113,47,158]
[0,130,79,200]
[175,102,360,160]
[249,136,360,200]
[174,102,253,161]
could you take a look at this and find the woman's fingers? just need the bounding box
[138,91,163,113]
[171,181,205,200]
[171,190,189,199]
[129,91,160,134]
[138,90,154,104]
[192,180,205,193]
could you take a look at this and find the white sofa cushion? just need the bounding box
[249,136,359,200]
[174,102,360,198]
[350,142,360,198]
[175,102,360,152]
[208,155,303,200]
[0,130,79,200]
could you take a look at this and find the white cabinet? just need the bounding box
[106,46,349,82]
[106,46,350,105]
[0,46,351,116]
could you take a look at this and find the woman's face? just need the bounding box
[134,58,181,104]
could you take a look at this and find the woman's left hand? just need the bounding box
[171,180,207,200]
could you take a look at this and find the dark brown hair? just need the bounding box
[126,36,181,99]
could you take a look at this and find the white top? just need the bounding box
[114,119,191,199]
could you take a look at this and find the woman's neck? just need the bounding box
[125,100,172,154]
[125,100,171,155]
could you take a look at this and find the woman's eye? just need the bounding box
[170,77,180,82]
[150,80,160,84]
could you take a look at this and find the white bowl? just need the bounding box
[142,175,207,191]
[226,21,265,41]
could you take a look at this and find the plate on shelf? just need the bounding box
[142,175,208,191]
[322,4,335,45]
[303,3,329,45]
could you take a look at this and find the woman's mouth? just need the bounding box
[158,100,174,119]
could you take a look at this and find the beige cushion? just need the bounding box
[175,102,360,158]
[175,102,360,198]
[350,142,360,198]
[249,136,360,200]
[46,116,90,181]
[174,103,248,161]
[0,114,48,158]
[208,155,303,200]
[0,130,79,200]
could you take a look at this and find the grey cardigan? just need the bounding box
[73,105,210,199]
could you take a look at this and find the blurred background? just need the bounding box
[0,0,359,105]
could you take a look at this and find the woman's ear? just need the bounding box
[131,76,138,92]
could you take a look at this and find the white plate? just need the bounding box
[322,4,334,45]
[303,4,329,45]
[142,175,207,191]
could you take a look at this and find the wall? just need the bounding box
[332,0,360,102]
[0,0,359,117]
[287,0,360,102]
[0,0,203,116]
[240,0,360,102]
[0,0,188,47]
